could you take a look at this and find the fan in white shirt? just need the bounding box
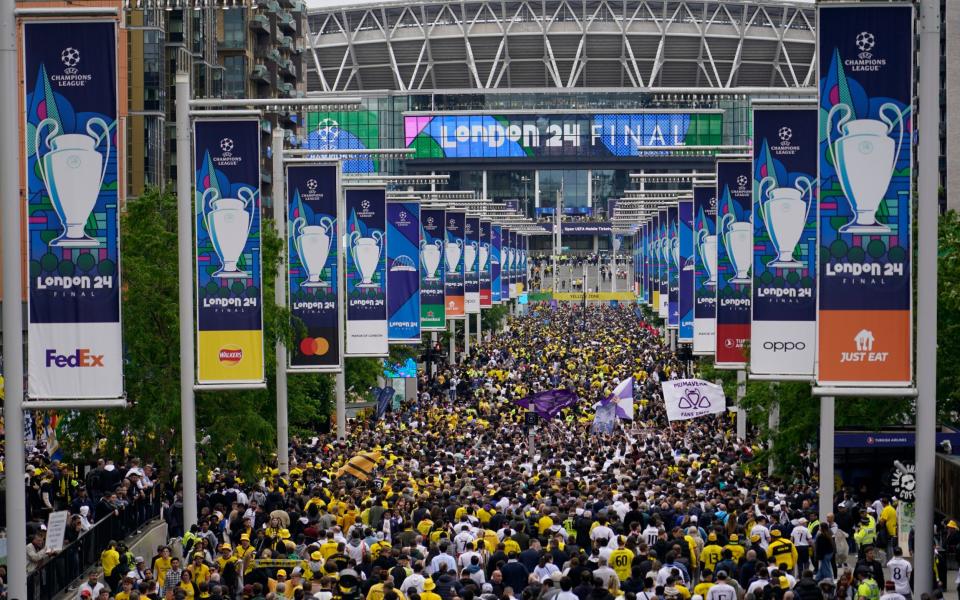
[887,548,913,600]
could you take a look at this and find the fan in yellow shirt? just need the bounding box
[609,543,635,582]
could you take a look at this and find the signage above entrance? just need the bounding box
[404,111,723,160]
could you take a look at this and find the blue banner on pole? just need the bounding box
[24,20,123,398]
[287,163,341,371]
[816,3,914,387]
[480,220,492,308]
[667,204,679,329]
[345,188,388,356]
[679,199,694,343]
[715,160,752,368]
[693,184,717,355]
[445,211,466,318]
[387,201,421,344]
[419,208,445,330]
[491,224,502,304]
[752,107,817,377]
[464,216,480,313]
[194,119,264,385]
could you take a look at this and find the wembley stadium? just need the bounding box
[303,0,816,252]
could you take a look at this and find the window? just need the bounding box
[223,55,246,98]
[222,10,245,49]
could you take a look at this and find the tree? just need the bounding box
[55,187,338,479]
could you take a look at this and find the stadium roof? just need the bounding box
[305,0,816,93]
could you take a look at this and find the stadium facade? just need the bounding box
[303,0,818,252]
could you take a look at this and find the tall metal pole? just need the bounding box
[271,128,289,474]
[736,369,747,440]
[464,310,471,357]
[476,312,482,347]
[819,396,835,523]
[335,371,346,439]
[915,0,940,591]
[553,189,560,295]
[175,71,198,531]
[2,0,28,593]
[768,399,779,476]
[448,319,455,364]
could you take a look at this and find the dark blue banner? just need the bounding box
[464,216,480,313]
[817,3,913,386]
[346,188,388,356]
[287,163,341,371]
[420,208,446,330]
[387,201,421,343]
[445,211,465,318]
[693,184,718,354]
[24,20,123,398]
[715,160,752,366]
[194,119,264,384]
[491,225,503,304]
[479,220,492,307]
[667,205,679,329]
[658,209,668,317]
[501,227,510,301]
[679,199,694,342]
[752,107,818,376]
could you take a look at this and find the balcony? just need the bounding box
[290,0,305,15]
[249,13,269,34]
[267,48,283,65]
[250,63,269,83]
[278,82,294,97]
[281,58,298,80]
[278,11,296,33]
[277,34,293,52]
[263,0,280,13]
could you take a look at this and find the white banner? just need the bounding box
[662,379,726,422]
[44,510,69,552]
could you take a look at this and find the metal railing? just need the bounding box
[26,497,162,600]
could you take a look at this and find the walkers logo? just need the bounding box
[45,348,104,368]
[218,346,243,365]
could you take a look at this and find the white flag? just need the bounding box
[661,379,726,422]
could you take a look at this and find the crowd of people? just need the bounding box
[9,304,950,600]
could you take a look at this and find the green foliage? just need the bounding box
[937,210,960,421]
[54,187,336,479]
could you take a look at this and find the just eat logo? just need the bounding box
[45,348,105,368]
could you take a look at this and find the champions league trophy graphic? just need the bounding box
[292,215,334,287]
[479,242,490,273]
[348,229,383,288]
[203,187,255,278]
[757,175,813,269]
[696,229,718,286]
[464,239,478,275]
[720,212,753,285]
[420,239,443,280]
[35,117,111,248]
[671,236,680,271]
[445,238,463,275]
[827,101,904,234]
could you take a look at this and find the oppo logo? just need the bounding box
[763,341,806,352]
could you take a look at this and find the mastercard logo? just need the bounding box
[218,347,243,365]
[300,337,331,357]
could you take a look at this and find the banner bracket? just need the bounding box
[194,383,268,392]
[811,386,917,398]
[23,398,128,410]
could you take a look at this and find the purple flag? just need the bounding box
[516,389,580,420]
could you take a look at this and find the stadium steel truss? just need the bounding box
[305,0,816,93]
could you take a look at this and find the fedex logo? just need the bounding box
[45,348,105,368]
